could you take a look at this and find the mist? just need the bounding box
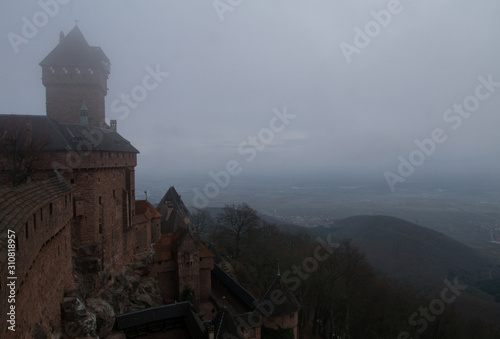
[1,0,500,188]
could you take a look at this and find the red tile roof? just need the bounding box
[135,200,162,224]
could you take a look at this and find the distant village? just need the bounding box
[0,26,300,338]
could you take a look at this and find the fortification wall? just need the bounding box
[262,312,299,338]
[0,184,74,338]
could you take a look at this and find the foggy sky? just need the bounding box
[1,0,499,184]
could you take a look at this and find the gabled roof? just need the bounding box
[211,306,240,339]
[0,114,139,154]
[134,200,162,224]
[39,25,110,71]
[212,265,257,311]
[259,275,300,316]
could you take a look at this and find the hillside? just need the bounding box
[315,215,497,288]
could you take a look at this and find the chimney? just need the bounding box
[110,119,117,131]
[80,102,89,126]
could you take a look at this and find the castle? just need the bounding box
[0,26,299,338]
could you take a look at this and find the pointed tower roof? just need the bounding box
[260,275,301,316]
[39,25,110,71]
[211,301,240,339]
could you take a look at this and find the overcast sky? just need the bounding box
[1,0,499,185]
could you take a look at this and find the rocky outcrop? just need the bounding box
[130,248,155,276]
[57,249,161,338]
[94,248,161,314]
[61,296,97,337]
[100,267,162,314]
[87,298,116,337]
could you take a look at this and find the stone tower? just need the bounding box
[260,273,301,338]
[39,25,110,127]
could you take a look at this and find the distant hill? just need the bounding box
[313,215,497,290]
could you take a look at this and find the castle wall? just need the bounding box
[36,150,137,172]
[0,150,141,290]
[151,218,161,244]
[176,236,200,298]
[262,312,299,339]
[69,165,136,277]
[133,220,152,253]
[199,267,212,300]
[199,255,214,300]
[151,260,177,301]
[241,324,261,339]
[14,223,74,337]
[0,187,74,338]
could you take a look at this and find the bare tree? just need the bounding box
[190,208,214,236]
[0,116,50,186]
[216,203,260,259]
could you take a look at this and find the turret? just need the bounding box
[40,25,110,127]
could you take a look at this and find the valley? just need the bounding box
[137,172,500,258]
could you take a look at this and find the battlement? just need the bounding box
[41,65,108,93]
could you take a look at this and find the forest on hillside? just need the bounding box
[191,203,500,339]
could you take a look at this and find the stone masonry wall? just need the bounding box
[176,236,200,299]
[262,312,299,339]
[1,190,74,338]
[42,65,108,128]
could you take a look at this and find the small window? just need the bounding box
[99,196,102,204]
[99,224,102,234]
[113,190,116,198]
[70,179,75,184]
[49,203,53,216]
[26,221,29,238]
[40,208,43,221]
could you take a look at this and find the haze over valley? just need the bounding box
[1,0,500,337]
